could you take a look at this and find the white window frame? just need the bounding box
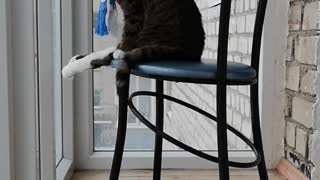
[1,0,75,179]
[0,0,14,179]
[37,0,74,179]
[1,0,39,180]
[73,0,288,170]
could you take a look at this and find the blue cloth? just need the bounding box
[95,0,117,37]
[95,1,109,36]
[111,60,257,85]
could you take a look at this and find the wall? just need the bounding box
[285,0,320,179]
[0,0,14,179]
[0,0,40,179]
[12,0,39,178]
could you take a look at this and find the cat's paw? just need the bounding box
[113,49,126,59]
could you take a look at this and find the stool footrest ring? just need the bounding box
[128,91,261,168]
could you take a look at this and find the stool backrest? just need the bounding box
[251,0,268,75]
[217,0,268,78]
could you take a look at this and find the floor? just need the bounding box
[71,170,285,180]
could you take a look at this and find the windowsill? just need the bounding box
[90,150,255,158]
[71,170,282,180]
[85,151,257,170]
[56,158,73,180]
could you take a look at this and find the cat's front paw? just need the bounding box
[113,49,126,59]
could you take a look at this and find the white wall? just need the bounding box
[312,12,320,179]
[262,0,288,168]
[0,0,14,179]
[8,0,39,179]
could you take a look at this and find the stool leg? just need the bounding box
[250,84,268,180]
[153,80,164,180]
[109,75,130,180]
[217,84,230,180]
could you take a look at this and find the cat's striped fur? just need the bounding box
[93,0,205,95]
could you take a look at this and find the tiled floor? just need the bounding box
[71,170,285,180]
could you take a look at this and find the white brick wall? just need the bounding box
[250,0,256,9]
[286,36,294,61]
[301,71,315,94]
[292,97,314,128]
[286,121,296,148]
[296,128,308,155]
[284,1,320,179]
[288,3,302,30]
[295,36,319,65]
[286,65,300,91]
[237,16,246,33]
[302,1,320,30]
[246,14,255,33]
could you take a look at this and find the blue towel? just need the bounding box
[95,0,117,37]
[95,0,109,36]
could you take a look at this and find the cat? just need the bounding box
[63,0,205,95]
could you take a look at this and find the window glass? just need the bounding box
[52,0,63,165]
[92,0,254,152]
[92,0,154,151]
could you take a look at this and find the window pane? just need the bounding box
[52,0,63,165]
[92,0,155,151]
[93,0,254,152]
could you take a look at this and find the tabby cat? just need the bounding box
[67,0,205,95]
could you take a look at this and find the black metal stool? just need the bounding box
[107,0,268,179]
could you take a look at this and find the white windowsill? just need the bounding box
[84,151,258,170]
[56,158,73,180]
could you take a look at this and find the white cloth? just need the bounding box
[62,46,116,79]
[107,0,124,40]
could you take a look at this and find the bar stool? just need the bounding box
[104,0,268,179]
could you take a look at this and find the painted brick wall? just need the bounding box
[285,0,320,179]
[163,0,258,151]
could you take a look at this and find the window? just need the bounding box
[92,0,252,153]
[73,0,282,170]
[92,0,155,151]
[52,0,63,166]
[37,0,74,179]
[94,89,102,106]
[93,61,155,151]
[127,76,153,127]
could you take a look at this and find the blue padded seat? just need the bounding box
[111,59,257,85]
